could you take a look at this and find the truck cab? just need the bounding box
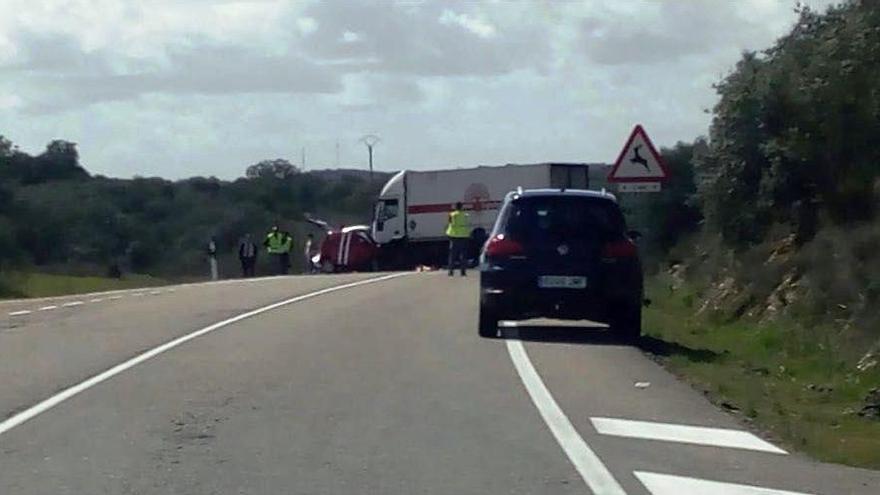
[372,170,406,246]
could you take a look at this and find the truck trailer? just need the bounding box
[371,162,608,268]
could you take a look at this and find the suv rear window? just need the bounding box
[502,196,625,242]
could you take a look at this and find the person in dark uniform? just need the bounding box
[238,233,258,277]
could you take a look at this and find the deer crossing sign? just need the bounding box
[607,125,670,191]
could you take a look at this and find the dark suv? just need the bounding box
[478,189,643,341]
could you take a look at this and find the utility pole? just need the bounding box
[301,147,306,171]
[359,134,381,184]
[335,139,340,168]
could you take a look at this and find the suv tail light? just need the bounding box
[485,234,524,258]
[602,239,637,258]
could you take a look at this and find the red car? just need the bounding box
[307,219,380,273]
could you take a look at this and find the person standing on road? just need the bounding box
[446,201,471,277]
[207,236,219,281]
[304,233,316,274]
[238,233,258,278]
[264,226,289,275]
[281,229,294,275]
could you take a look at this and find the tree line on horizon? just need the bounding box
[0,137,387,283]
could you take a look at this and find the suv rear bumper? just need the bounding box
[480,269,641,322]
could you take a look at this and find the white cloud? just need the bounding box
[0,0,840,179]
[438,10,496,38]
[341,31,361,43]
[296,17,318,36]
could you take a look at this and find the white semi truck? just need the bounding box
[371,162,608,268]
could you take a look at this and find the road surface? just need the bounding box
[1,273,878,494]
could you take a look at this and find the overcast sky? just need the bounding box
[0,0,838,179]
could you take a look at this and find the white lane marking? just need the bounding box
[62,301,84,308]
[89,298,103,303]
[505,336,626,495]
[0,273,411,437]
[8,310,32,316]
[0,273,347,307]
[635,471,814,495]
[149,290,161,295]
[591,417,787,454]
[108,296,123,300]
[131,293,145,297]
[38,305,58,311]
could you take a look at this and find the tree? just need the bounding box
[700,1,880,246]
[245,159,300,180]
[0,135,12,157]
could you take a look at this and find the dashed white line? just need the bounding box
[131,293,145,297]
[62,301,84,307]
[8,310,32,316]
[0,273,411,437]
[505,334,626,495]
[591,417,787,454]
[635,471,814,495]
[89,298,104,303]
[108,296,123,300]
[38,305,58,311]
[149,290,161,295]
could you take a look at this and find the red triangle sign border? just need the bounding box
[607,124,670,183]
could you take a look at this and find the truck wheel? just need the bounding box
[611,305,641,344]
[478,304,500,338]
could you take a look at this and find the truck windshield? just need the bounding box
[379,199,399,221]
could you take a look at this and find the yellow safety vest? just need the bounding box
[266,232,286,254]
[446,210,471,238]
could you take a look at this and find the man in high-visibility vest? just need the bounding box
[446,201,471,277]
[264,226,290,275]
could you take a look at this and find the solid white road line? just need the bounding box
[506,336,626,495]
[591,417,787,454]
[8,310,32,316]
[38,305,57,311]
[61,301,84,307]
[0,273,411,437]
[635,471,814,495]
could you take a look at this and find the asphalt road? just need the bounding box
[1,273,878,494]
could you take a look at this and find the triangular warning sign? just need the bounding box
[608,125,670,182]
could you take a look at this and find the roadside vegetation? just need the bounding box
[0,137,387,298]
[634,1,880,468]
[644,269,880,468]
[1,272,170,299]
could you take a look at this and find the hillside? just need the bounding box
[0,145,381,293]
[633,1,880,467]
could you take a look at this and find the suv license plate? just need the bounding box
[538,276,587,289]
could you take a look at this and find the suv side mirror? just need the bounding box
[627,230,642,240]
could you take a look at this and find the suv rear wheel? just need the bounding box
[478,303,500,338]
[610,304,641,343]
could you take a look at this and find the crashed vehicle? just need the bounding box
[306,217,380,273]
